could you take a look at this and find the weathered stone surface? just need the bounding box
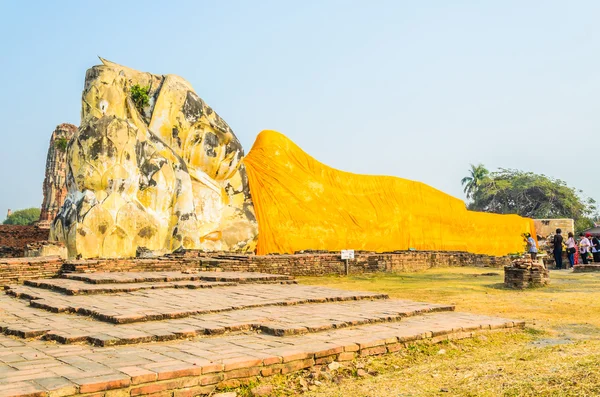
[24,241,68,259]
[39,124,78,228]
[50,59,257,258]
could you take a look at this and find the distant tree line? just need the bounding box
[462,164,597,234]
[2,208,41,225]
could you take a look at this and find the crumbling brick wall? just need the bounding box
[0,225,50,257]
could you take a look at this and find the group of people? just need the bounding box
[525,228,600,269]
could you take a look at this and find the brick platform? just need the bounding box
[0,271,524,397]
[573,265,600,273]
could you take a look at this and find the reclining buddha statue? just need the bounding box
[51,59,535,259]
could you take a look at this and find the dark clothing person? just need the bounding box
[554,250,564,269]
[553,234,564,269]
[592,237,600,263]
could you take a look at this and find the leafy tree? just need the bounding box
[461,164,489,200]
[3,208,41,225]
[468,168,597,233]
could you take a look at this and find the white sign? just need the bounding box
[341,250,355,260]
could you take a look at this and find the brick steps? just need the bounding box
[0,270,524,397]
[22,279,239,295]
[63,271,294,284]
[5,284,388,324]
[0,293,453,346]
[0,313,524,397]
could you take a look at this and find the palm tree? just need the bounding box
[461,164,489,200]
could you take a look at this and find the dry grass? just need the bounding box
[246,268,600,396]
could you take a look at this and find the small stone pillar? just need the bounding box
[504,259,549,289]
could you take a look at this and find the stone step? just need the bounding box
[0,312,524,397]
[63,271,294,284]
[0,292,453,346]
[5,284,389,324]
[22,278,240,295]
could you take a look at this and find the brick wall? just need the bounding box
[0,256,63,286]
[62,251,510,276]
[0,251,511,286]
[0,225,50,257]
[210,252,510,276]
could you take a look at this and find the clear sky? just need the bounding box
[1,0,598,221]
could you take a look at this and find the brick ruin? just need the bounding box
[38,123,77,228]
[504,258,549,289]
[0,225,50,258]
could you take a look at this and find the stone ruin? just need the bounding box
[38,123,77,228]
[504,258,549,289]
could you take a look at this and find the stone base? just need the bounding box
[573,265,600,273]
[24,241,68,259]
[504,260,549,289]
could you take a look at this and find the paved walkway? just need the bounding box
[0,271,524,397]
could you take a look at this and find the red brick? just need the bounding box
[75,374,130,393]
[223,366,261,380]
[315,356,335,365]
[140,392,173,397]
[337,352,356,362]
[199,362,224,374]
[260,366,280,377]
[130,377,198,396]
[314,345,343,358]
[222,357,262,371]
[358,339,386,350]
[387,343,403,353]
[217,379,240,389]
[198,373,224,386]
[275,350,313,363]
[117,366,157,385]
[156,365,202,381]
[359,346,387,357]
[280,358,315,374]
[343,343,360,352]
[173,385,216,397]
[262,356,281,366]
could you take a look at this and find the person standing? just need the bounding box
[591,235,600,263]
[553,229,564,269]
[566,232,576,268]
[525,233,538,260]
[579,233,591,264]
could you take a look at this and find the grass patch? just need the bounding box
[252,268,600,396]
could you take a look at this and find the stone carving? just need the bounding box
[51,59,257,258]
[38,124,77,228]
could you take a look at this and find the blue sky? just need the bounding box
[1,0,598,220]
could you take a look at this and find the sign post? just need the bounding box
[341,250,355,275]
